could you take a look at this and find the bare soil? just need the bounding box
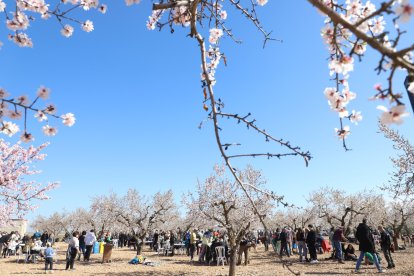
[1,243,413,275]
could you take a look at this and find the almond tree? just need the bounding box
[0,140,58,226]
[384,196,414,250]
[89,192,119,236]
[379,123,414,196]
[270,207,318,230]
[31,211,68,239]
[106,189,177,255]
[308,187,384,235]
[185,165,274,276]
[65,208,96,233]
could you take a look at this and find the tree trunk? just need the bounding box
[228,246,237,276]
[136,243,143,255]
[391,226,401,251]
[393,235,399,251]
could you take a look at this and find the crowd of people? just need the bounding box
[1,218,413,274]
[256,219,400,273]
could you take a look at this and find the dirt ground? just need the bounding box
[1,243,414,275]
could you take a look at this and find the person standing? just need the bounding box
[306,225,318,263]
[279,228,290,257]
[66,231,79,270]
[84,230,96,262]
[78,231,86,261]
[296,228,308,262]
[153,230,159,251]
[44,242,54,273]
[189,229,197,261]
[332,226,347,263]
[169,230,175,256]
[41,231,49,247]
[378,226,395,269]
[354,219,383,273]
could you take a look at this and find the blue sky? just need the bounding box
[1,1,413,222]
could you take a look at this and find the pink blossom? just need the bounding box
[374,83,382,91]
[0,0,5,12]
[61,25,74,38]
[37,86,50,99]
[20,132,34,143]
[334,125,351,139]
[16,95,29,105]
[0,88,9,99]
[82,20,94,32]
[209,28,223,44]
[42,125,58,136]
[8,110,22,120]
[9,33,33,47]
[1,121,20,136]
[377,105,409,125]
[220,10,228,20]
[256,0,268,6]
[396,0,413,22]
[99,4,107,14]
[350,110,363,125]
[61,113,76,127]
[44,104,57,114]
[370,16,385,35]
[81,0,99,11]
[125,0,140,6]
[34,111,48,122]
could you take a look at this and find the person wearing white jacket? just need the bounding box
[84,230,97,262]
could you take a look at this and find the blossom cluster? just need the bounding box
[0,86,76,143]
[202,45,223,87]
[320,0,413,141]
[146,10,165,30]
[0,0,107,47]
[0,140,58,226]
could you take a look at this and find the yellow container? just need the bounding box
[99,242,105,254]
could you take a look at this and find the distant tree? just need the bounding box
[308,187,383,235]
[106,189,177,255]
[31,212,67,239]
[384,196,414,250]
[270,207,317,230]
[185,165,274,276]
[89,192,119,236]
[0,140,58,226]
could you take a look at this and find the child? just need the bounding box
[44,242,54,273]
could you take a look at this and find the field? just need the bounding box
[1,243,414,275]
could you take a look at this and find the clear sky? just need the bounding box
[1,1,413,222]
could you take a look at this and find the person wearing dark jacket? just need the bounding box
[169,231,175,256]
[306,225,318,263]
[332,226,347,263]
[354,219,383,273]
[296,228,308,262]
[78,231,86,261]
[279,228,290,257]
[378,225,395,269]
[40,231,49,247]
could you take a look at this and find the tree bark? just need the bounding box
[393,236,399,251]
[228,246,237,276]
[136,242,143,255]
